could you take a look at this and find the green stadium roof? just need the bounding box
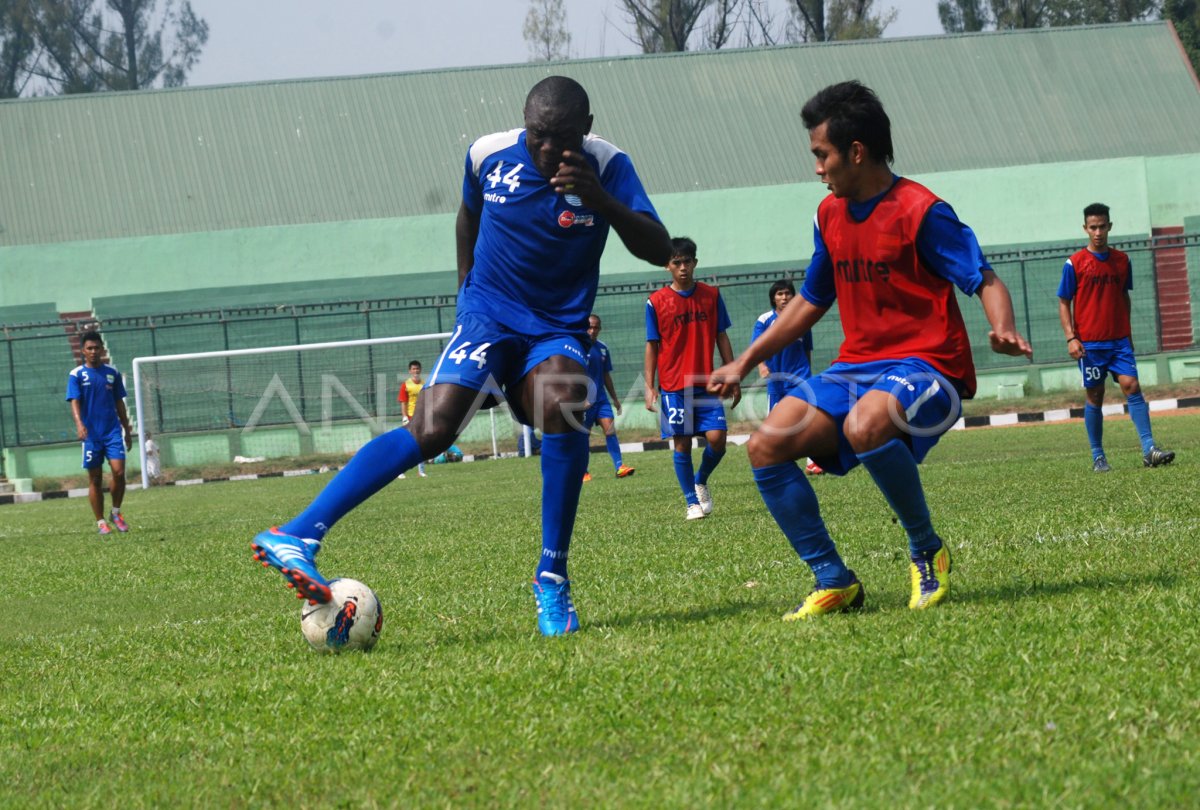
[2,22,1198,247]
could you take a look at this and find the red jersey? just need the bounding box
[817,178,976,395]
[1064,248,1131,342]
[647,282,728,391]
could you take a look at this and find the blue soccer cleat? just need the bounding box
[531,572,579,636]
[251,527,332,605]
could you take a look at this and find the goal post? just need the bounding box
[130,332,533,489]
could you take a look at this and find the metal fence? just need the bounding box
[2,235,1196,451]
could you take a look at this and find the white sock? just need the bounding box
[111,507,121,516]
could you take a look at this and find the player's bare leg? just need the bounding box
[107,458,129,532]
[87,465,110,535]
[253,382,483,605]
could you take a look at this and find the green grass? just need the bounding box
[2,415,1198,808]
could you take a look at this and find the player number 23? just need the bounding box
[449,341,491,370]
[667,406,685,425]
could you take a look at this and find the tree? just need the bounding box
[1164,0,1200,72]
[0,0,37,97]
[785,0,896,41]
[523,0,571,61]
[938,0,1160,32]
[617,0,891,51]
[23,0,207,95]
[938,0,989,31]
[616,0,741,52]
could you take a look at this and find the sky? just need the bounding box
[185,0,943,88]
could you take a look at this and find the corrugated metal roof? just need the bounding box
[2,22,1198,247]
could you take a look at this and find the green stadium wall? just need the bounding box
[1,156,1192,311]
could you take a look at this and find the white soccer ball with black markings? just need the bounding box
[300,578,383,653]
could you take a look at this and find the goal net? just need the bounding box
[130,332,534,488]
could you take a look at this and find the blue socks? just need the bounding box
[695,446,725,486]
[1126,392,1155,452]
[282,427,423,540]
[1084,403,1105,460]
[674,450,699,505]
[857,439,941,557]
[536,431,589,580]
[752,463,851,588]
[605,433,623,472]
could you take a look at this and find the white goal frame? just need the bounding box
[131,332,458,490]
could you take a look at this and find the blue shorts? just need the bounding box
[427,312,589,417]
[1079,338,1138,388]
[784,359,962,476]
[583,397,615,429]
[82,429,126,469]
[659,388,727,438]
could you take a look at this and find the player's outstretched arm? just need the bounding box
[604,208,671,267]
[644,341,659,412]
[116,398,133,449]
[1058,297,1085,360]
[603,372,621,414]
[715,332,741,408]
[455,203,480,288]
[978,271,1033,358]
[70,399,87,441]
[552,151,671,267]
[709,298,827,398]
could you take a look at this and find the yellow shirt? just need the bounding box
[399,378,423,418]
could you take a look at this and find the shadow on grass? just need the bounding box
[953,567,1181,606]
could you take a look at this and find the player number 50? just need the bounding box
[1084,366,1103,382]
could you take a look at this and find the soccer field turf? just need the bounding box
[2,415,1198,807]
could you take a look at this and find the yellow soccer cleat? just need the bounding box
[909,544,952,610]
[783,573,864,621]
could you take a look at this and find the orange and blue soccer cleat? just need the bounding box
[582,471,593,483]
[251,527,332,605]
[97,520,112,536]
[110,512,129,533]
[615,465,636,478]
[783,572,864,620]
[531,572,579,636]
[909,544,952,610]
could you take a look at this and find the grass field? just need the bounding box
[2,414,1198,808]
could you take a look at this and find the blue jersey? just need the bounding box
[459,129,661,336]
[586,339,613,402]
[751,310,814,380]
[66,363,127,437]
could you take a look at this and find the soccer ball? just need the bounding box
[300,578,383,653]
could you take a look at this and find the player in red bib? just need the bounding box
[708,81,1032,619]
[1057,202,1175,472]
[646,237,739,520]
